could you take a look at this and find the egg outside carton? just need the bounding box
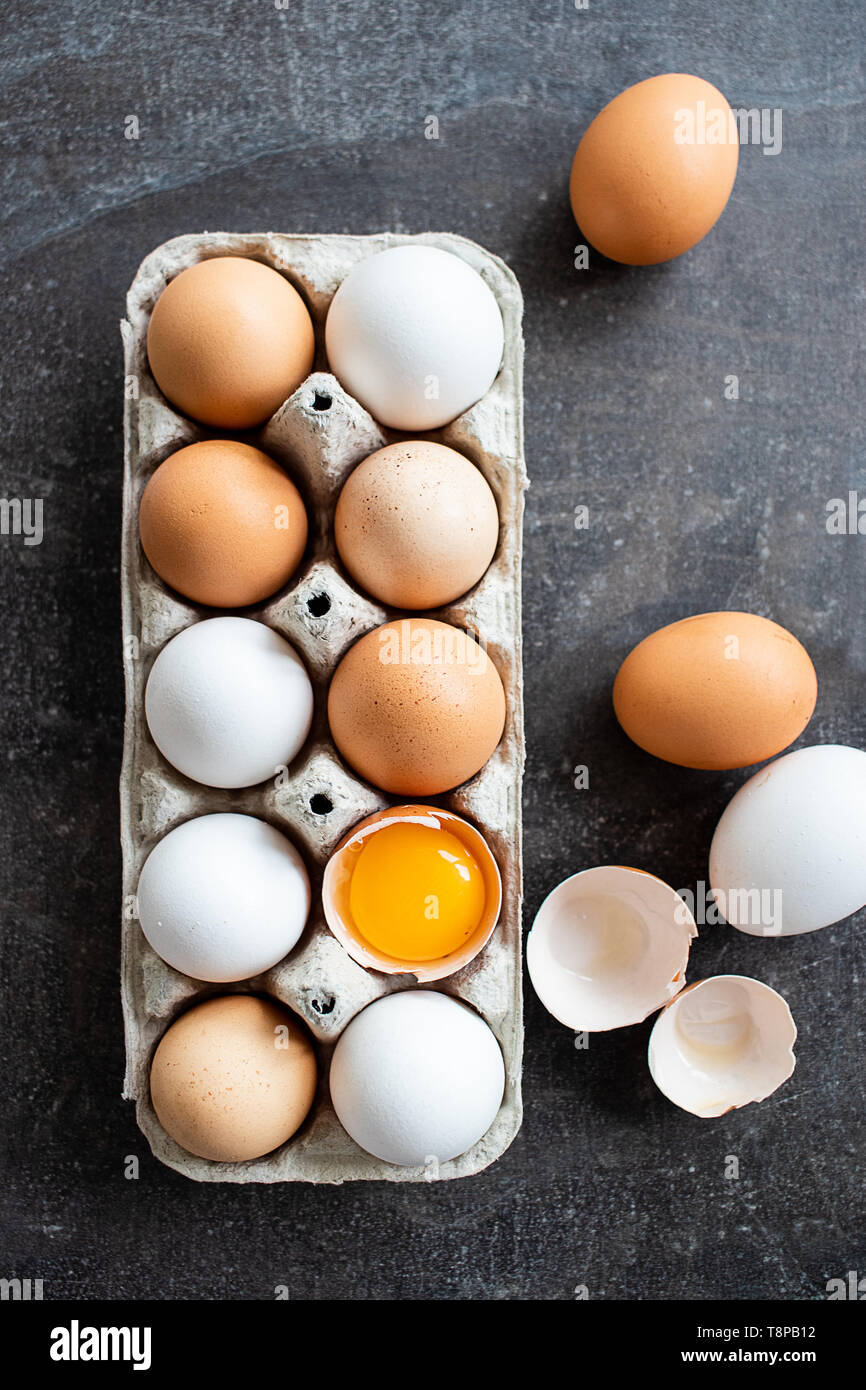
[120,231,528,1183]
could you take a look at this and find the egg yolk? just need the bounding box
[347,821,486,963]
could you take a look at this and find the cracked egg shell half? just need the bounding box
[323,805,502,982]
[527,865,697,1032]
[648,975,797,1117]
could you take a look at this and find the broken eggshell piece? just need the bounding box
[526,865,696,1032]
[648,974,797,1118]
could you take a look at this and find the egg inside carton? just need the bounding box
[120,232,527,1183]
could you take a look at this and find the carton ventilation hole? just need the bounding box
[309,793,333,815]
[307,593,331,617]
[312,391,332,412]
[311,994,336,1016]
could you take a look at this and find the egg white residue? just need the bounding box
[709,743,866,936]
[144,617,313,789]
[329,990,505,1167]
[527,865,696,1032]
[138,813,310,983]
[325,245,504,431]
[648,975,797,1118]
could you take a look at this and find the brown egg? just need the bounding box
[139,439,308,607]
[146,256,315,428]
[328,618,506,795]
[570,74,739,265]
[334,441,499,609]
[150,994,317,1163]
[613,612,818,770]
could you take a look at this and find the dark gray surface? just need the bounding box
[1,0,864,1301]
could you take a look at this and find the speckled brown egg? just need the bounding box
[328,618,506,795]
[570,74,739,265]
[146,256,315,428]
[150,994,317,1163]
[334,441,499,609]
[139,439,308,608]
[613,611,818,770]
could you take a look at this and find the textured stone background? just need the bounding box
[1,0,864,1301]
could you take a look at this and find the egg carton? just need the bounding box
[120,231,527,1183]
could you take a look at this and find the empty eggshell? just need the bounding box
[145,617,313,789]
[527,866,696,1032]
[613,611,817,770]
[138,813,310,983]
[325,245,504,430]
[648,975,797,1117]
[329,990,505,1167]
[709,743,866,936]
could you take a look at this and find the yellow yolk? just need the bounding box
[347,820,486,963]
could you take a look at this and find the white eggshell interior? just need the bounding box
[709,743,866,937]
[144,616,314,789]
[526,866,696,1032]
[138,813,311,983]
[325,245,504,431]
[648,974,797,1118]
[329,990,506,1168]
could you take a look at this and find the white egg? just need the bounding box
[137,813,310,982]
[329,991,505,1167]
[648,975,797,1117]
[709,743,866,936]
[527,866,696,1032]
[325,245,504,430]
[144,617,313,788]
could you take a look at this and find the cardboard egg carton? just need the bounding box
[120,231,527,1182]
